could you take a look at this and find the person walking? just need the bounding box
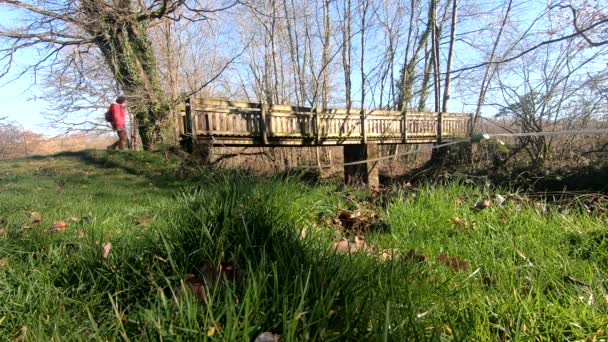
[106,96,129,150]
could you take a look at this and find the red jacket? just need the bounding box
[107,103,127,129]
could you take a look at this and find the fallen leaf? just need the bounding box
[184,274,208,302]
[379,248,400,261]
[334,238,351,253]
[49,220,67,232]
[474,199,491,210]
[13,325,27,342]
[436,253,469,272]
[68,216,81,223]
[403,182,417,190]
[298,227,308,240]
[30,211,42,225]
[334,208,381,233]
[403,248,429,263]
[255,332,280,342]
[449,217,467,227]
[102,243,112,259]
[334,236,370,254]
[494,194,506,206]
[207,326,216,337]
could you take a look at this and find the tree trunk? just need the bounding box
[83,0,169,150]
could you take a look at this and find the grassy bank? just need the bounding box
[0,150,606,340]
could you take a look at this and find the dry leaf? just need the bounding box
[184,274,208,302]
[102,243,112,259]
[255,332,280,342]
[449,217,467,227]
[403,248,429,263]
[334,236,370,254]
[30,211,42,225]
[68,216,81,223]
[334,208,380,233]
[436,253,469,272]
[49,220,67,232]
[402,182,417,190]
[474,199,491,210]
[207,326,216,337]
[494,194,506,206]
[13,325,27,342]
[379,248,399,261]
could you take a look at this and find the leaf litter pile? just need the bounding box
[324,204,471,272]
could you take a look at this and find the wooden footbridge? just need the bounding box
[179,98,472,185]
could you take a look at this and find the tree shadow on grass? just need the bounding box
[27,149,186,190]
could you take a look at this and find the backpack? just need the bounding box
[105,106,113,123]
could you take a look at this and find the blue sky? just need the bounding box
[0,6,53,135]
[0,69,50,133]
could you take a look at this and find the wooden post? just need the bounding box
[314,107,320,144]
[360,109,367,144]
[437,111,443,143]
[184,97,194,153]
[259,104,268,145]
[185,98,193,135]
[401,109,408,144]
[468,113,474,135]
[343,143,379,187]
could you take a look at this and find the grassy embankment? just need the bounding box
[0,150,606,341]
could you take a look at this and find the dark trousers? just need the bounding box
[109,128,128,150]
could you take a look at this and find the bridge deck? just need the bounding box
[179,98,472,146]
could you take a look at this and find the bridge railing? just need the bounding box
[179,98,471,145]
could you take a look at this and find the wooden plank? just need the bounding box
[192,98,261,109]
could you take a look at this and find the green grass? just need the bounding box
[0,150,607,341]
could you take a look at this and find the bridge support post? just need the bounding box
[343,143,379,188]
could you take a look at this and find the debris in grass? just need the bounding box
[13,325,27,342]
[474,199,491,210]
[176,260,244,303]
[436,253,469,272]
[30,211,41,225]
[255,332,280,342]
[494,194,506,206]
[64,243,81,251]
[102,242,112,259]
[333,208,385,234]
[68,216,80,223]
[334,235,371,254]
[50,220,67,232]
[562,275,590,288]
[183,274,208,302]
[449,217,467,228]
[403,249,429,263]
[207,326,216,337]
[0,227,5,238]
[0,258,5,268]
[402,181,417,190]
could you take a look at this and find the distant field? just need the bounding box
[0,150,606,341]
